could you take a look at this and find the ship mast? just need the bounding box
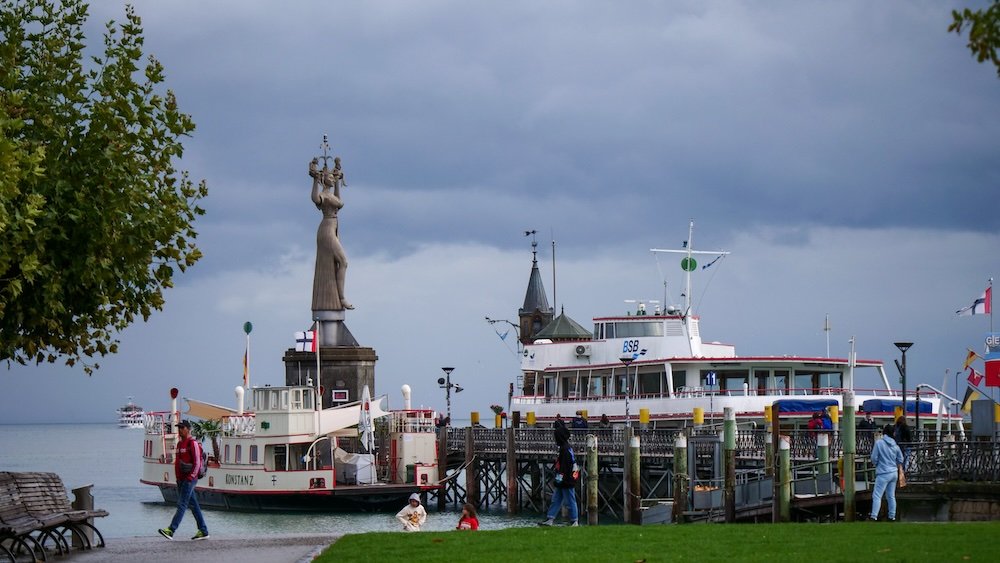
[650,220,729,316]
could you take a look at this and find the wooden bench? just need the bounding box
[0,471,109,561]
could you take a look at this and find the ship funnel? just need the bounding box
[235,386,245,415]
[401,384,412,410]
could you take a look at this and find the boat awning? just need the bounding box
[184,398,238,420]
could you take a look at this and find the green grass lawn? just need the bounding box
[317,521,1000,562]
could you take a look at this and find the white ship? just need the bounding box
[509,222,962,433]
[117,397,144,429]
[140,384,441,511]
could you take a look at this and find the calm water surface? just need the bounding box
[0,424,537,538]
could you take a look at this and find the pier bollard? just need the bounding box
[828,405,840,439]
[527,411,536,427]
[471,411,480,426]
[495,414,502,429]
[639,408,650,430]
[693,407,704,426]
[586,434,598,526]
[672,433,688,523]
[779,435,791,522]
[71,484,95,548]
[723,407,736,523]
[627,430,641,525]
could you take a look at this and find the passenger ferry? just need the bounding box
[140,384,442,511]
[510,223,962,433]
[117,397,144,429]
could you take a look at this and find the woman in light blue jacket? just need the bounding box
[869,424,905,521]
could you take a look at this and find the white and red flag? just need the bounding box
[956,286,992,316]
[295,330,316,352]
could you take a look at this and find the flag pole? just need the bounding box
[315,321,322,410]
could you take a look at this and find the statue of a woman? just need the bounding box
[309,157,353,310]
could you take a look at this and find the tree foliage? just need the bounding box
[949,0,1000,77]
[0,0,207,373]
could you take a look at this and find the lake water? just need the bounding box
[0,424,538,538]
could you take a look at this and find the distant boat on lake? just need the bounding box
[117,397,144,429]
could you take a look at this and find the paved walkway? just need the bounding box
[62,534,340,563]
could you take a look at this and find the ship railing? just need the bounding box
[142,411,173,435]
[222,414,256,437]
[390,409,437,434]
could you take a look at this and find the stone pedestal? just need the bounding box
[283,346,377,408]
[312,310,358,347]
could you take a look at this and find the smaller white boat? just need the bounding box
[117,397,144,429]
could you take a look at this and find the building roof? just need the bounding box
[535,307,592,340]
[519,254,552,315]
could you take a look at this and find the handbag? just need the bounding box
[898,467,907,488]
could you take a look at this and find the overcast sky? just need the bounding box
[2,0,998,424]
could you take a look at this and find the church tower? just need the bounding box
[518,232,554,346]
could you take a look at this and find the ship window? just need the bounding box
[273,445,287,471]
[250,445,259,463]
[281,390,289,409]
[773,371,789,394]
[614,321,664,338]
[639,371,661,395]
[671,370,686,395]
[224,444,230,463]
[302,389,313,409]
[593,324,602,339]
[606,323,616,339]
[794,372,815,394]
[292,389,302,410]
[588,375,604,397]
[754,370,769,393]
[270,390,279,410]
[235,445,242,463]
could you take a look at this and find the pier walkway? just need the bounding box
[430,426,1000,523]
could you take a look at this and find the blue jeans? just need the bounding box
[870,470,898,520]
[546,486,578,522]
[169,478,208,533]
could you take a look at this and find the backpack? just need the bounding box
[196,441,208,479]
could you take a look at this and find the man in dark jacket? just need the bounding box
[539,426,579,526]
[158,420,210,540]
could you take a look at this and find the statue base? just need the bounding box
[312,309,358,347]
[283,346,377,408]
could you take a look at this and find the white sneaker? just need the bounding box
[569,521,579,527]
[538,519,555,526]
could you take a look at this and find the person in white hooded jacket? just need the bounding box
[396,493,427,532]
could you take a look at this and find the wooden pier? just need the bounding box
[422,425,1000,524]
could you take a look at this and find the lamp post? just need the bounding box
[894,342,913,427]
[437,367,463,423]
[620,355,634,426]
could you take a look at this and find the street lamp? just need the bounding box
[437,367,463,423]
[620,355,634,426]
[894,342,913,427]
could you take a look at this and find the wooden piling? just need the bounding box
[817,432,830,474]
[506,427,518,514]
[779,435,791,522]
[771,402,781,523]
[723,407,736,523]
[672,432,688,523]
[843,390,856,521]
[465,429,479,506]
[623,426,633,523]
[627,431,641,525]
[437,429,447,511]
[764,405,774,477]
[586,433,598,526]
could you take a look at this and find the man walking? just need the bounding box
[869,424,905,522]
[159,420,210,540]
